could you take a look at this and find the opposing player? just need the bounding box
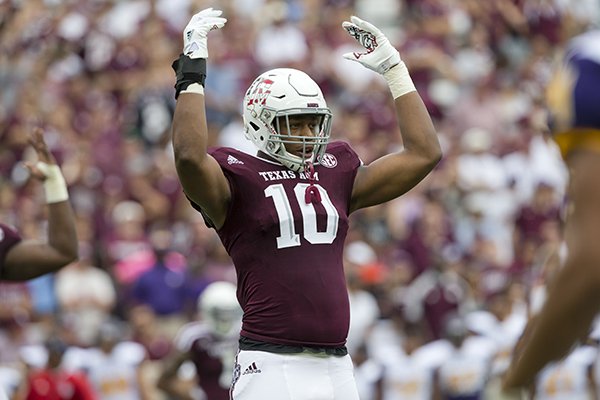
[170,8,441,399]
[158,281,242,400]
[503,30,600,391]
[85,320,151,400]
[0,128,78,281]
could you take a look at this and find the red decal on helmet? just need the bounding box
[246,78,274,107]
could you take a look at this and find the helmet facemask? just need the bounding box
[198,281,242,338]
[205,305,243,337]
[266,111,332,172]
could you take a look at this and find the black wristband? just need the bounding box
[171,54,207,99]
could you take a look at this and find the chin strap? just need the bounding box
[304,162,321,204]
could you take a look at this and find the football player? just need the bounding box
[158,281,242,400]
[170,8,441,399]
[503,30,600,392]
[0,128,77,281]
[84,320,152,400]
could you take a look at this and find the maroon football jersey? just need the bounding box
[199,141,361,347]
[0,223,22,277]
[176,321,239,400]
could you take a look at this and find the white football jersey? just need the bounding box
[465,309,527,377]
[535,346,596,400]
[0,366,21,400]
[437,336,496,398]
[353,359,384,400]
[381,340,453,400]
[85,342,147,400]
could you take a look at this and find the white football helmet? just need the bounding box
[198,281,242,337]
[243,68,333,172]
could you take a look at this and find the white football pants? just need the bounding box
[230,349,360,400]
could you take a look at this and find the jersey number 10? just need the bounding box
[265,183,339,249]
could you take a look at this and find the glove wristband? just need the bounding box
[172,54,207,99]
[383,62,416,99]
[36,162,69,204]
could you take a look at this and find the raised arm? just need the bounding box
[3,128,78,281]
[171,8,231,229]
[502,28,600,392]
[503,152,600,390]
[341,16,442,213]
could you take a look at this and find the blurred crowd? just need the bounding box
[1,0,599,398]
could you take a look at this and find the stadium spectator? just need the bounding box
[130,226,191,339]
[21,336,97,400]
[345,262,381,356]
[127,304,172,361]
[54,244,117,347]
[253,1,309,69]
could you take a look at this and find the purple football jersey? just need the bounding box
[200,141,361,347]
[0,223,22,277]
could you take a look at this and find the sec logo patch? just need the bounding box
[320,153,337,168]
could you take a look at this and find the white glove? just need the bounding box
[183,8,227,59]
[342,16,401,75]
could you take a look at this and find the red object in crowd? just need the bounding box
[25,370,97,400]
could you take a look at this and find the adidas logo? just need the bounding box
[242,362,261,375]
[227,155,244,165]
